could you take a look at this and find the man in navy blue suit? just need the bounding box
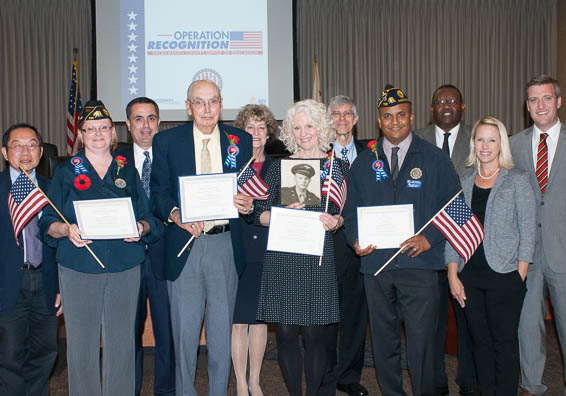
[119,97,175,396]
[343,86,461,396]
[0,123,61,396]
[150,80,254,396]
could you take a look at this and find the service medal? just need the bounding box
[114,178,127,188]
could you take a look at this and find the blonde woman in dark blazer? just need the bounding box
[446,117,536,396]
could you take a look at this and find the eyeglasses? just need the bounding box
[330,111,355,118]
[81,125,112,135]
[189,97,222,109]
[7,143,40,152]
[432,99,461,106]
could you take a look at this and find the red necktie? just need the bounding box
[536,133,549,194]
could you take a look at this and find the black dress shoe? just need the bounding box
[336,383,369,396]
[436,386,449,396]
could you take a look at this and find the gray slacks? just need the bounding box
[59,264,140,396]
[519,252,566,396]
[168,232,238,396]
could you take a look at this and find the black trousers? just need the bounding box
[134,257,176,396]
[434,270,477,391]
[277,324,327,396]
[364,269,439,396]
[461,268,526,396]
[0,269,58,396]
[319,230,368,395]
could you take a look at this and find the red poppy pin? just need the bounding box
[74,174,91,190]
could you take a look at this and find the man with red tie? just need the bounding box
[510,75,566,396]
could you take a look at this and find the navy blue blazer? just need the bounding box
[0,170,58,315]
[117,144,167,280]
[150,121,253,280]
[343,133,461,274]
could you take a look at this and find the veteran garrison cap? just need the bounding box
[291,163,315,178]
[378,84,411,108]
[79,100,111,123]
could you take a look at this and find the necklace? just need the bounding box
[478,167,500,180]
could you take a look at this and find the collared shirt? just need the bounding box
[382,132,413,171]
[192,124,227,227]
[9,167,39,263]
[333,137,357,164]
[193,125,223,174]
[532,120,561,174]
[434,124,461,158]
[132,143,152,178]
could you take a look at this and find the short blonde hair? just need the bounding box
[280,99,335,153]
[466,117,514,170]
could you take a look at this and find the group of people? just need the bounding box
[0,74,565,396]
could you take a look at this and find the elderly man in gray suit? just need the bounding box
[511,75,566,396]
[415,84,477,396]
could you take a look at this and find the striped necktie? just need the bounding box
[341,147,350,167]
[536,132,549,194]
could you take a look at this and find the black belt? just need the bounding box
[19,262,42,271]
[205,224,230,235]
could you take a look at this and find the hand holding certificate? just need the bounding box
[73,197,140,239]
[267,207,326,256]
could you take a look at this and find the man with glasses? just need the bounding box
[150,80,254,396]
[319,95,369,396]
[415,85,476,396]
[0,123,61,396]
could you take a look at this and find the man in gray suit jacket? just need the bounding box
[511,75,566,396]
[415,84,476,396]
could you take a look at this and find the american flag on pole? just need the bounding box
[8,173,49,246]
[432,195,484,263]
[229,31,263,49]
[66,58,83,156]
[238,166,269,200]
[322,161,347,212]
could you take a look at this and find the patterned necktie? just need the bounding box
[391,147,400,183]
[24,215,42,267]
[201,138,212,174]
[341,147,350,167]
[141,151,151,198]
[536,132,549,194]
[442,132,451,157]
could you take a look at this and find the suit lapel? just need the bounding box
[451,125,470,165]
[547,123,566,190]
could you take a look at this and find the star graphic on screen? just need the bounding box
[128,32,137,42]
[128,75,139,84]
[129,86,138,94]
[128,22,137,31]
[128,44,138,53]
[127,11,137,21]
[128,64,138,73]
[128,54,138,63]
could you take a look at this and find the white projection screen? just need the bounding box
[96,0,293,121]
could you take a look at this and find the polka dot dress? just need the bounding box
[255,158,347,326]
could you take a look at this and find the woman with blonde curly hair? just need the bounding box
[254,99,348,396]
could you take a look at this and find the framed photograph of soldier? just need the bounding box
[280,159,321,206]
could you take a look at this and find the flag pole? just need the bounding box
[373,189,462,276]
[318,149,335,266]
[20,167,105,269]
[177,155,257,258]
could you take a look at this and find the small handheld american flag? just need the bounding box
[322,161,347,212]
[8,173,49,246]
[238,166,269,200]
[432,195,484,263]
